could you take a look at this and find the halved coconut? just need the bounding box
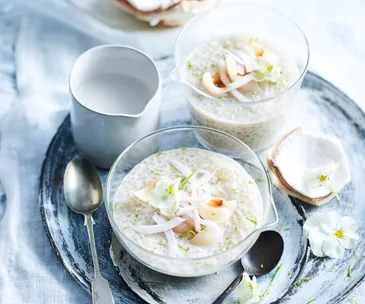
[268,127,351,206]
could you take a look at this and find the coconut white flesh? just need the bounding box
[152,213,177,257]
[169,160,193,177]
[133,180,158,202]
[131,217,186,234]
[272,129,351,199]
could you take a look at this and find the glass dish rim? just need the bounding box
[173,2,310,106]
[105,125,279,262]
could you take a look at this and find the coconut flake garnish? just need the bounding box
[132,158,237,247]
[219,59,248,103]
[176,197,211,216]
[131,216,186,234]
[133,180,158,202]
[152,213,177,257]
[169,160,193,177]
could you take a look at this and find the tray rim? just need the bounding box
[38,70,365,303]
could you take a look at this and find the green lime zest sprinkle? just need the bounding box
[328,183,340,201]
[234,227,238,233]
[305,299,316,304]
[267,65,273,72]
[296,276,312,287]
[179,230,196,238]
[284,227,291,231]
[226,239,232,250]
[158,242,167,247]
[246,216,258,229]
[354,251,365,259]
[232,188,238,193]
[211,63,217,68]
[156,151,163,157]
[179,172,195,190]
[261,263,283,297]
[287,271,291,276]
[123,226,129,230]
[181,147,187,151]
[323,258,333,272]
[257,178,265,183]
[154,172,160,176]
[351,296,359,304]
[171,166,178,174]
[248,180,254,184]
[187,61,192,70]
[134,214,139,218]
[211,213,216,216]
[178,244,189,252]
[348,264,353,278]
[113,203,117,211]
[157,295,164,300]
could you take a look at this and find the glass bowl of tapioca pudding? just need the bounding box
[172,3,310,151]
[105,126,278,277]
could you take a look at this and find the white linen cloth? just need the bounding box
[0,5,99,304]
[0,1,364,303]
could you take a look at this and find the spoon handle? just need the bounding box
[85,215,115,304]
[212,272,244,304]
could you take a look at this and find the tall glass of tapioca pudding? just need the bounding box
[172,3,310,151]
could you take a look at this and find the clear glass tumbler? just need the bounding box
[172,3,310,151]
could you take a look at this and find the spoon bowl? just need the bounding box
[64,158,103,215]
[212,230,284,304]
[242,230,284,276]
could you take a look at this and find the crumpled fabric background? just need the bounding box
[0,1,364,303]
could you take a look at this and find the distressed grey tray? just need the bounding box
[39,59,365,304]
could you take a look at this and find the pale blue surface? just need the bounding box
[0,2,364,304]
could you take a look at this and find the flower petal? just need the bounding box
[338,233,359,249]
[303,212,330,238]
[322,235,345,259]
[307,226,327,257]
[236,273,255,302]
[338,216,358,234]
[320,211,342,231]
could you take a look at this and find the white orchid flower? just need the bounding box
[149,176,181,216]
[303,211,359,259]
[236,273,260,303]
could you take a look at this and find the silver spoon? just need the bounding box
[64,158,115,304]
[212,230,284,304]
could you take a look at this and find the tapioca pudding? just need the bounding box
[182,35,302,151]
[113,148,263,260]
